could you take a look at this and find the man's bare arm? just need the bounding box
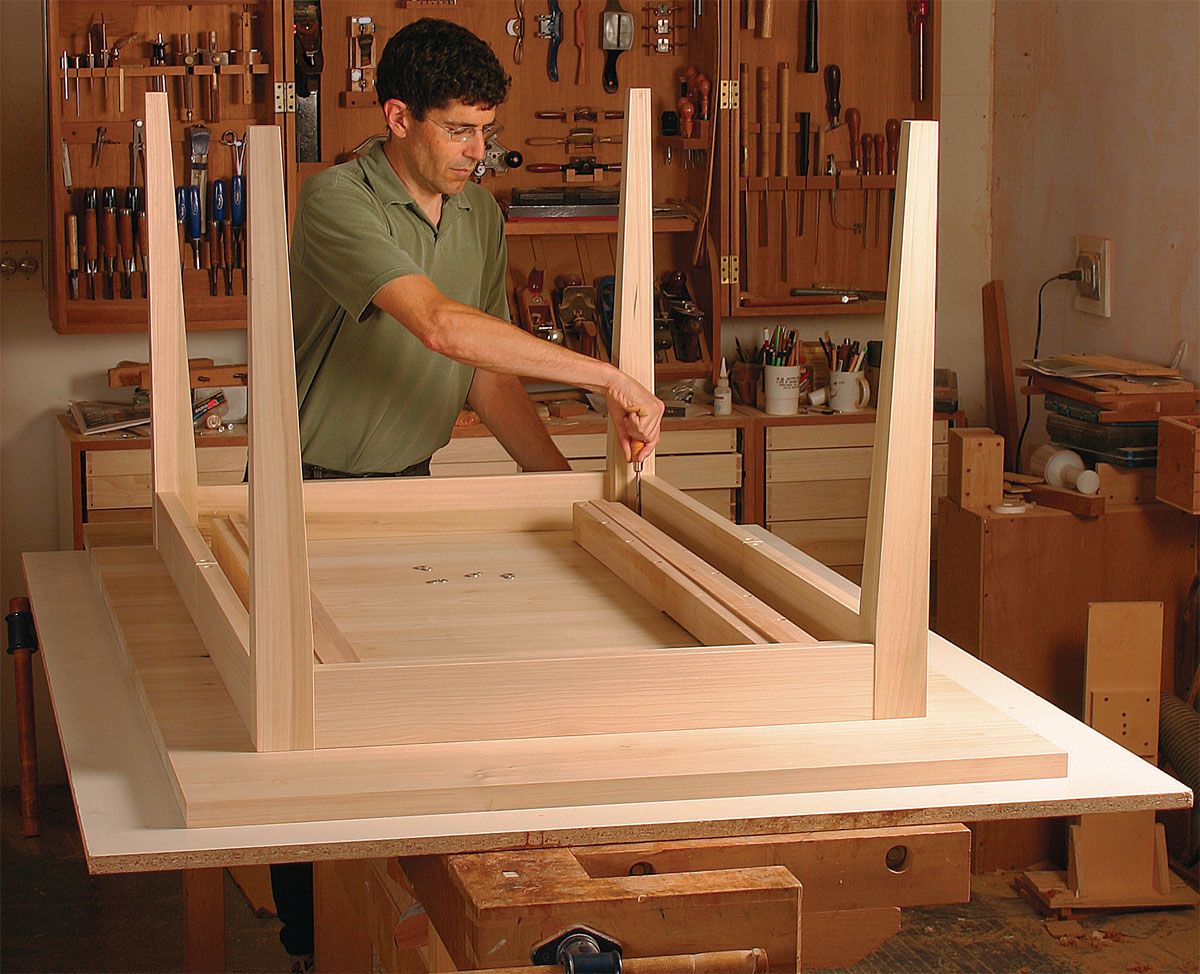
[373,275,663,461]
[466,370,571,472]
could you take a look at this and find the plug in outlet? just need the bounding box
[1074,235,1111,317]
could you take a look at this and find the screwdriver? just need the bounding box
[631,439,645,515]
[117,208,135,298]
[186,184,203,270]
[175,187,188,269]
[82,189,99,299]
[101,187,118,300]
[824,63,841,129]
[846,107,861,170]
[211,179,232,296]
[230,173,245,292]
[65,213,80,300]
[137,210,149,298]
[207,218,218,296]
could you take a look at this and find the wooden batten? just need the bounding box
[313,642,875,748]
[195,472,606,538]
[585,499,816,645]
[573,501,767,646]
[858,121,939,719]
[153,492,254,735]
[246,124,314,751]
[144,92,198,529]
[639,476,861,640]
[605,88,657,505]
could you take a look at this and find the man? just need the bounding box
[276,19,664,970]
[291,17,663,483]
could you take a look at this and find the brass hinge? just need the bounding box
[274,82,297,113]
[720,255,739,286]
[719,79,739,112]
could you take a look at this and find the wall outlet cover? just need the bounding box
[1074,235,1111,318]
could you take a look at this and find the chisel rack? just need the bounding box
[46,0,285,334]
[719,0,939,317]
[44,1,937,352]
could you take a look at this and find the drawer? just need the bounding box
[686,488,737,520]
[767,480,872,521]
[569,453,742,490]
[934,419,949,443]
[767,447,873,483]
[932,443,948,476]
[768,518,867,566]
[767,424,876,450]
[85,446,247,510]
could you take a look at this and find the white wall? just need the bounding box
[992,0,1199,465]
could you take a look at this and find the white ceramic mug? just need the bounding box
[764,365,802,415]
[830,371,871,413]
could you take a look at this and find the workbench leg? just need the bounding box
[183,867,226,973]
[314,859,373,973]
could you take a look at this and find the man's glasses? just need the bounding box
[427,118,500,144]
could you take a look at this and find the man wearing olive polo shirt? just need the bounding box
[279,19,664,972]
[291,17,663,485]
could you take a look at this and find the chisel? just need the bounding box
[796,111,810,237]
[82,189,98,299]
[101,188,118,300]
[65,214,80,300]
[118,208,135,298]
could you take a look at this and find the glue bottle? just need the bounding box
[713,358,732,416]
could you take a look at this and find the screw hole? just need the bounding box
[885,845,910,873]
[628,861,655,876]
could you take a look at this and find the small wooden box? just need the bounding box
[1156,416,1200,514]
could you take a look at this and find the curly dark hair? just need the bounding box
[376,19,510,117]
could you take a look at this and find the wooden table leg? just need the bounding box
[314,860,373,973]
[184,867,226,973]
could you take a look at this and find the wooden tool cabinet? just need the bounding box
[45,0,939,367]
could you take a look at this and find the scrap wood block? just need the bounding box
[1156,415,1200,514]
[948,428,1003,508]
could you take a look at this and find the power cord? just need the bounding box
[1014,269,1084,467]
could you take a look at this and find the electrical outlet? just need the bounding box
[0,239,43,292]
[1074,235,1111,318]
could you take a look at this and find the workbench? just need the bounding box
[22,544,1189,971]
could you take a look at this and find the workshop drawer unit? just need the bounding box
[55,414,246,549]
[764,418,948,582]
[433,426,743,521]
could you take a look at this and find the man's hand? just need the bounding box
[604,373,665,463]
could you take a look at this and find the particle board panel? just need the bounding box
[26,550,1192,873]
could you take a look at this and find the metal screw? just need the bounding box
[426,578,448,585]
[413,565,432,572]
[500,572,516,580]
[464,571,482,578]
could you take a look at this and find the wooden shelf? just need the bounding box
[504,214,697,237]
